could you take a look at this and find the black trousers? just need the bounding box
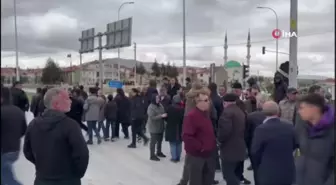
[179,150,217,185]
[187,154,216,185]
[79,122,88,132]
[235,160,245,180]
[149,133,163,157]
[215,146,221,170]
[131,118,148,145]
[114,122,129,138]
[221,160,240,185]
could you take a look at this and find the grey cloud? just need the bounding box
[0,0,334,77]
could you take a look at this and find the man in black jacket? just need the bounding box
[218,93,247,185]
[245,93,269,183]
[66,89,87,132]
[1,86,27,185]
[231,82,251,184]
[11,81,29,112]
[30,87,42,117]
[23,87,89,185]
[128,88,149,148]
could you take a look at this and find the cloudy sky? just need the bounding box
[1,0,334,77]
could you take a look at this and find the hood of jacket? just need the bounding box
[38,109,68,131]
[311,105,335,133]
[87,95,104,105]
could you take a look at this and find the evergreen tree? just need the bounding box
[136,62,146,85]
[160,63,167,77]
[168,63,179,78]
[151,59,161,78]
[41,58,62,84]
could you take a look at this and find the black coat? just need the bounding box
[30,93,43,117]
[23,109,89,180]
[1,104,27,153]
[11,87,29,112]
[65,97,84,124]
[245,111,266,150]
[130,95,146,120]
[210,92,223,122]
[160,95,171,111]
[115,95,131,124]
[37,97,46,116]
[251,117,296,185]
[165,104,184,142]
[218,104,246,162]
[104,100,117,121]
[167,83,181,98]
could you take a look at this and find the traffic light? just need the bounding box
[262,46,266,55]
[243,64,250,79]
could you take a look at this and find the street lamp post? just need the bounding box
[14,0,20,81]
[182,0,187,86]
[257,6,279,72]
[117,2,134,81]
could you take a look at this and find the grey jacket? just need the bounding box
[295,106,334,185]
[83,95,105,121]
[147,103,165,134]
[98,101,106,122]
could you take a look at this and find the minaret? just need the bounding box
[246,29,251,67]
[223,31,228,65]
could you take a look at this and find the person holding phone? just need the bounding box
[147,94,167,161]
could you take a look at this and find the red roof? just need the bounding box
[62,66,80,72]
[1,68,16,75]
[322,78,335,83]
[195,69,209,74]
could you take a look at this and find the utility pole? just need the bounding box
[97,32,104,92]
[134,42,137,85]
[289,0,298,88]
[182,0,187,86]
[14,0,20,81]
[117,2,135,81]
[67,54,72,85]
[79,52,83,85]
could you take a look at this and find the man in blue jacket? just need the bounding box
[251,101,296,185]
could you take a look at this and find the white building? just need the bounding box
[79,60,133,85]
[320,78,335,100]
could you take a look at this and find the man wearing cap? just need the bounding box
[230,82,251,184]
[279,87,298,123]
[218,93,247,185]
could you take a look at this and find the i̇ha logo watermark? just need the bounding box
[272,29,297,39]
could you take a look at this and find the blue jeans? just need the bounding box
[1,151,22,185]
[97,120,106,135]
[87,121,101,142]
[105,120,116,139]
[169,141,182,160]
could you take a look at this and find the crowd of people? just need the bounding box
[1,77,334,185]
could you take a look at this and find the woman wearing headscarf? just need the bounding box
[147,94,167,161]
